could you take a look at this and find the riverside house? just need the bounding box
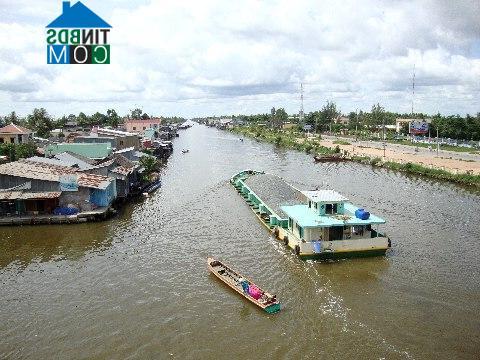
[0,159,116,223]
[0,123,33,144]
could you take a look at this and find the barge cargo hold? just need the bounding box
[230,170,391,260]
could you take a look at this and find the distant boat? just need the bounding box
[182,149,189,154]
[207,257,281,314]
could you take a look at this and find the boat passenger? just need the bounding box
[238,277,249,294]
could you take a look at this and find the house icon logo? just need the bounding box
[46,1,112,64]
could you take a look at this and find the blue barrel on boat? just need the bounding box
[355,208,370,220]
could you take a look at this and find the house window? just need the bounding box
[288,218,293,229]
[133,127,136,130]
[143,127,146,130]
[308,201,311,208]
[0,138,4,143]
[10,137,15,143]
[18,135,22,143]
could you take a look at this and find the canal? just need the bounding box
[1,124,479,359]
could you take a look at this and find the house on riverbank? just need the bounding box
[0,159,116,224]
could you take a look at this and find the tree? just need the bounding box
[91,112,108,126]
[27,108,53,138]
[77,112,91,127]
[139,155,158,181]
[314,101,339,132]
[273,108,288,129]
[4,111,20,125]
[106,109,120,128]
[141,112,150,120]
[366,103,385,132]
[130,108,143,120]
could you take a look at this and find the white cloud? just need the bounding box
[0,0,479,117]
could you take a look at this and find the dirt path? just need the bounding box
[319,139,480,175]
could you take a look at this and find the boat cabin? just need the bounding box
[281,190,385,242]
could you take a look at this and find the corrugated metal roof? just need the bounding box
[110,166,132,176]
[0,191,61,200]
[45,143,112,160]
[301,190,349,203]
[0,159,112,190]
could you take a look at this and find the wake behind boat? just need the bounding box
[207,257,280,314]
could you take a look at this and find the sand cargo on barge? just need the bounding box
[231,170,391,260]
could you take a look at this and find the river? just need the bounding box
[1,124,479,359]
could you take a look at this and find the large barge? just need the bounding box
[231,170,391,260]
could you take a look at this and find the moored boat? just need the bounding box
[230,170,391,260]
[313,153,346,162]
[143,178,162,193]
[207,257,281,314]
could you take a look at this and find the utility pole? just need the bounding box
[437,127,440,156]
[300,83,304,124]
[382,115,386,158]
[355,109,358,142]
[411,64,416,116]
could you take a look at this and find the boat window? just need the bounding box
[295,223,304,238]
[329,226,344,241]
[325,203,338,214]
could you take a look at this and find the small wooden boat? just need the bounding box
[182,149,189,154]
[313,153,346,162]
[143,179,162,193]
[207,257,281,314]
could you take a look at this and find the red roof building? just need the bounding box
[0,123,33,144]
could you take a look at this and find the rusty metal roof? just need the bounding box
[110,166,132,176]
[0,191,61,200]
[0,159,112,190]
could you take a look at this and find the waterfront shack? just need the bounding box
[0,159,116,223]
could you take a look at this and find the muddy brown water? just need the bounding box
[1,125,479,359]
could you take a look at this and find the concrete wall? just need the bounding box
[0,134,31,144]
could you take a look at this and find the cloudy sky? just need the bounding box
[0,0,479,118]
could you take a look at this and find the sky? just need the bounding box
[0,0,479,118]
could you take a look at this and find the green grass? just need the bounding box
[388,139,479,154]
[333,140,351,146]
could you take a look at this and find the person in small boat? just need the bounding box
[238,277,249,294]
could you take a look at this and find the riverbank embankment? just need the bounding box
[231,126,480,188]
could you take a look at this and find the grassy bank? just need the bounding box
[232,126,480,188]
